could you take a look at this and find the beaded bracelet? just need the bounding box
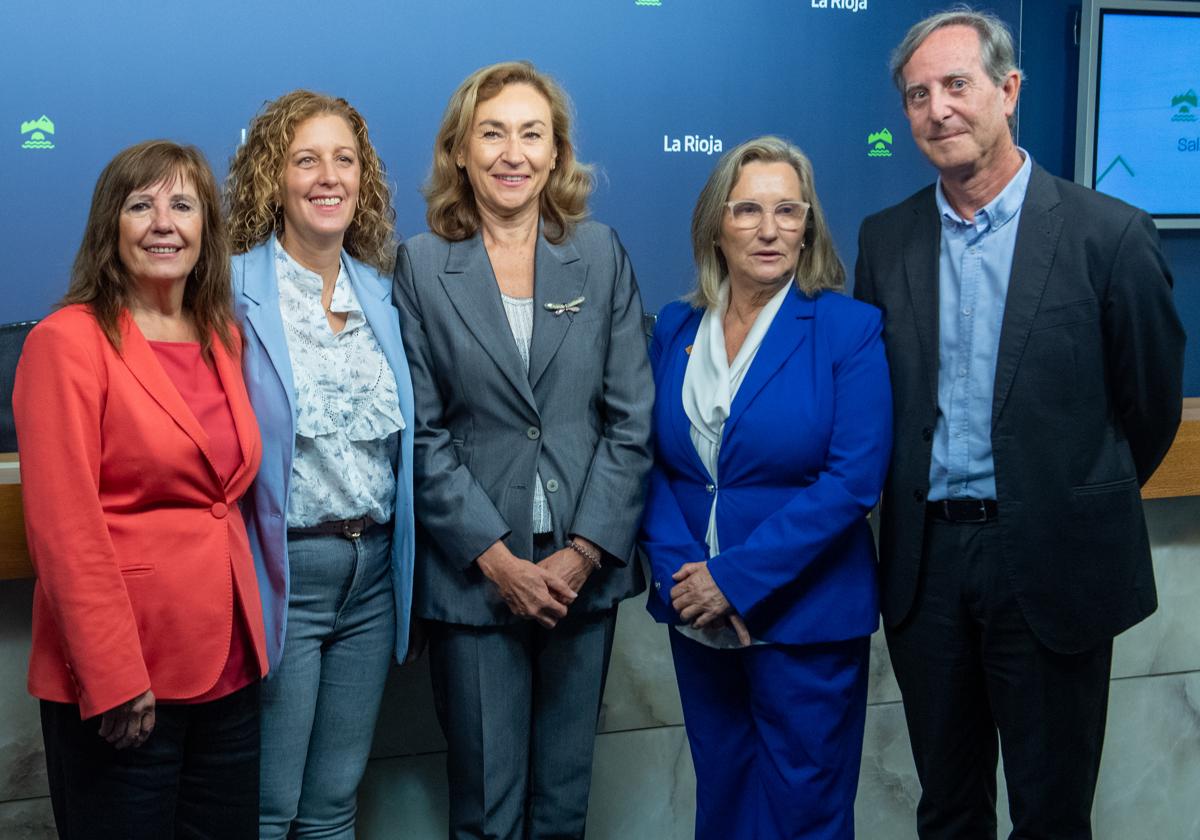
[567,538,602,570]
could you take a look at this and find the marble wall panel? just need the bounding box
[0,581,46,801]
[359,725,697,839]
[1112,496,1200,680]
[1094,672,1200,840]
[855,700,920,838]
[598,594,683,732]
[586,725,696,839]
[0,796,55,840]
[357,751,448,839]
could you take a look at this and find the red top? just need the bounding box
[150,341,257,702]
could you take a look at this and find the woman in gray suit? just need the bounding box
[393,60,653,839]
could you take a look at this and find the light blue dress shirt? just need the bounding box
[928,151,1032,501]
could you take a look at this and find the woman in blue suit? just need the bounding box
[640,136,892,839]
[225,91,415,839]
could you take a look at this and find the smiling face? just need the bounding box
[901,24,1019,178]
[458,82,557,224]
[280,113,360,252]
[117,174,203,289]
[718,160,807,296]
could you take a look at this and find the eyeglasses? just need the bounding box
[723,200,810,231]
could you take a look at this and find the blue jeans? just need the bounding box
[259,523,395,839]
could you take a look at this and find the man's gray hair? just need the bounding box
[890,6,1023,96]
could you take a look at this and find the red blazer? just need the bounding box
[14,305,267,719]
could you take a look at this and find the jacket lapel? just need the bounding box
[529,233,587,389]
[346,257,416,432]
[439,234,538,413]
[664,309,712,484]
[724,287,813,442]
[117,313,217,477]
[237,239,297,417]
[905,191,942,409]
[992,166,1063,425]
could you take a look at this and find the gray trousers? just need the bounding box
[428,548,617,840]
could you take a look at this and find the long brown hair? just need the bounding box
[63,140,234,354]
[225,90,396,273]
[424,61,593,244]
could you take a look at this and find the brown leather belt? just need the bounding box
[926,499,998,523]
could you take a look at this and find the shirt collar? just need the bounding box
[935,148,1033,233]
[273,235,364,325]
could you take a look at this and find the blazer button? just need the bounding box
[922,427,933,442]
[526,427,541,440]
[913,489,925,503]
[655,581,662,590]
[545,479,560,492]
[706,483,715,494]
[211,502,229,518]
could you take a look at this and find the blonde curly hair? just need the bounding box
[226,90,396,273]
[424,61,593,244]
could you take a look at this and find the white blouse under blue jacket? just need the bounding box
[232,238,416,668]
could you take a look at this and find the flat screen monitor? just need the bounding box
[1075,0,1200,229]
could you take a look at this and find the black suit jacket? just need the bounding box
[854,165,1185,654]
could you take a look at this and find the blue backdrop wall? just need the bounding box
[3,0,1195,393]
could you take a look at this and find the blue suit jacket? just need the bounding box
[232,239,416,666]
[640,287,892,644]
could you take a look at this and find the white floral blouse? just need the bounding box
[275,241,405,529]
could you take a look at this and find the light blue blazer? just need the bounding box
[640,288,892,644]
[232,239,416,667]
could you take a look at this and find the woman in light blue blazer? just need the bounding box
[225,90,415,840]
[640,137,892,839]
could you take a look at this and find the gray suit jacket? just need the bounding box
[855,165,1185,653]
[393,221,653,625]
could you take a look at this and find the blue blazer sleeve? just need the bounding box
[639,302,710,621]
[706,301,892,628]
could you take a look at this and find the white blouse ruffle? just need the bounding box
[275,240,404,528]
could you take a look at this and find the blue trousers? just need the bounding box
[259,524,395,840]
[670,629,869,840]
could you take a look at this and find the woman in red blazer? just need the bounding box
[14,141,266,840]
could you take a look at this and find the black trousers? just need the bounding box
[886,517,1112,840]
[40,681,260,840]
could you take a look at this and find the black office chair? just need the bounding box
[0,320,38,452]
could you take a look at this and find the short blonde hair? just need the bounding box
[424,61,592,244]
[225,90,396,273]
[689,136,844,310]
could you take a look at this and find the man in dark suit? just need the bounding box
[854,9,1185,839]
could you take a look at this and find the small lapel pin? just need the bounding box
[685,345,693,355]
[544,296,585,316]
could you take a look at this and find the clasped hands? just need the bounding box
[671,562,751,647]
[477,537,599,628]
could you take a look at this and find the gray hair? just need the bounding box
[688,136,844,310]
[890,6,1023,127]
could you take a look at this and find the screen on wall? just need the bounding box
[1076,1,1200,228]
[3,0,1019,321]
